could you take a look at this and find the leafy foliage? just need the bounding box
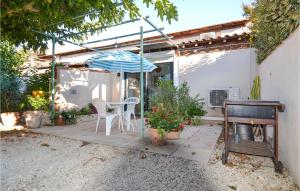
[25,70,51,97]
[50,105,92,125]
[149,80,206,121]
[177,82,207,120]
[191,116,203,126]
[1,0,178,52]
[150,80,177,113]
[0,40,28,112]
[50,109,78,125]
[146,80,206,134]
[60,109,78,125]
[243,0,300,63]
[146,105,184,133]
[78,106,92,115]
[19,95,50,111]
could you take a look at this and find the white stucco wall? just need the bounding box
[259,28,300,186]
[58,68,117,108]
[179,48,256,116]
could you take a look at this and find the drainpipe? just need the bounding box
[51,37,56,123]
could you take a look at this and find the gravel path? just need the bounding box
[0,131,296,191]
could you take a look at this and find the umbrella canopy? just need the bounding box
[87,50,156,73]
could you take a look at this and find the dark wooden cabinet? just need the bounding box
[222,100,285,173]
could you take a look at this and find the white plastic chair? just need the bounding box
[92,99,118,136]
[124,97,139,131]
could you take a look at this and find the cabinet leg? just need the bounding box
[273,158,284,174]
[222,150,228,164]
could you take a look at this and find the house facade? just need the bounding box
[38,19,256,117]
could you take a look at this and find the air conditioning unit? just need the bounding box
[208,87,241,107]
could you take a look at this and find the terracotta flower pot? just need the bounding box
[0,112,20,127]
[165,129,180,140]
[24,111,43,129]
[148,128,166,146]
[55,116,65,126]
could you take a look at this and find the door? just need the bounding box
[125,62,173,114]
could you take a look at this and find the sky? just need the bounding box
[137,0,248,33]
[52,0,249,53]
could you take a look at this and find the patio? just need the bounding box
[32,115,222,163]
[1,126,296,191]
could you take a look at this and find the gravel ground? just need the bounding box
[0,130,297,191]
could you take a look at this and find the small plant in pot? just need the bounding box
[146,80,206,145]
[145,105,184,145]
[0,75,22,127]
[50,109,79,126]
[20,95,49,129]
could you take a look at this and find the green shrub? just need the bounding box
[244,0,299,63]
[145,106,183,134]
[78,106,92,115]
[146,80,206,135]
[50,109,78,125]
[177,82,207,120]
[191,116,203,126]
[50,105,93,125]
[61,109,78,125]
[26,70,51,97]
[19,96,49,111]
[150,80,206,121]
[0,40,28,112]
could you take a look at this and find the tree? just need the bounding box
[1,0,178,52]
[0,40,28,112]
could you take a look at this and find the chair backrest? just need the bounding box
[124,97,140,104]
[92,98,106,117]
[124,97,140,114]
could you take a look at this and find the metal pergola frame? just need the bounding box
[33,16,178,138]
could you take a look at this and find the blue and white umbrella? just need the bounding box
[87,50,156,73]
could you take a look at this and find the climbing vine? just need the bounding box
[244,0,300,64]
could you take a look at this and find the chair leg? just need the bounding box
[120,115,124,132]
[106,116,114,136]
[133,113,137,131]
[118,115,121,130]
[95,115,100,134]
[126,113,131,131]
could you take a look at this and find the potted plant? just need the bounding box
[146,80,207,145]
[20,95,49,128]
[50,109,79,126]
[146,105,184,145]
[50,112,64,126]
[0,40,27,127]
[0,72,22,127]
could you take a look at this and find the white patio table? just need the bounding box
[106,101,136,131]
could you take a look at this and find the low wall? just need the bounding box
[259,28,300,186]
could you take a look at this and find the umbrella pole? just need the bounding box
[139,18,144,138]
[119,72,122,101]
[51,37,56,125]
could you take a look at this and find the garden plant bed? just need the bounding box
[1,130,296,191]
